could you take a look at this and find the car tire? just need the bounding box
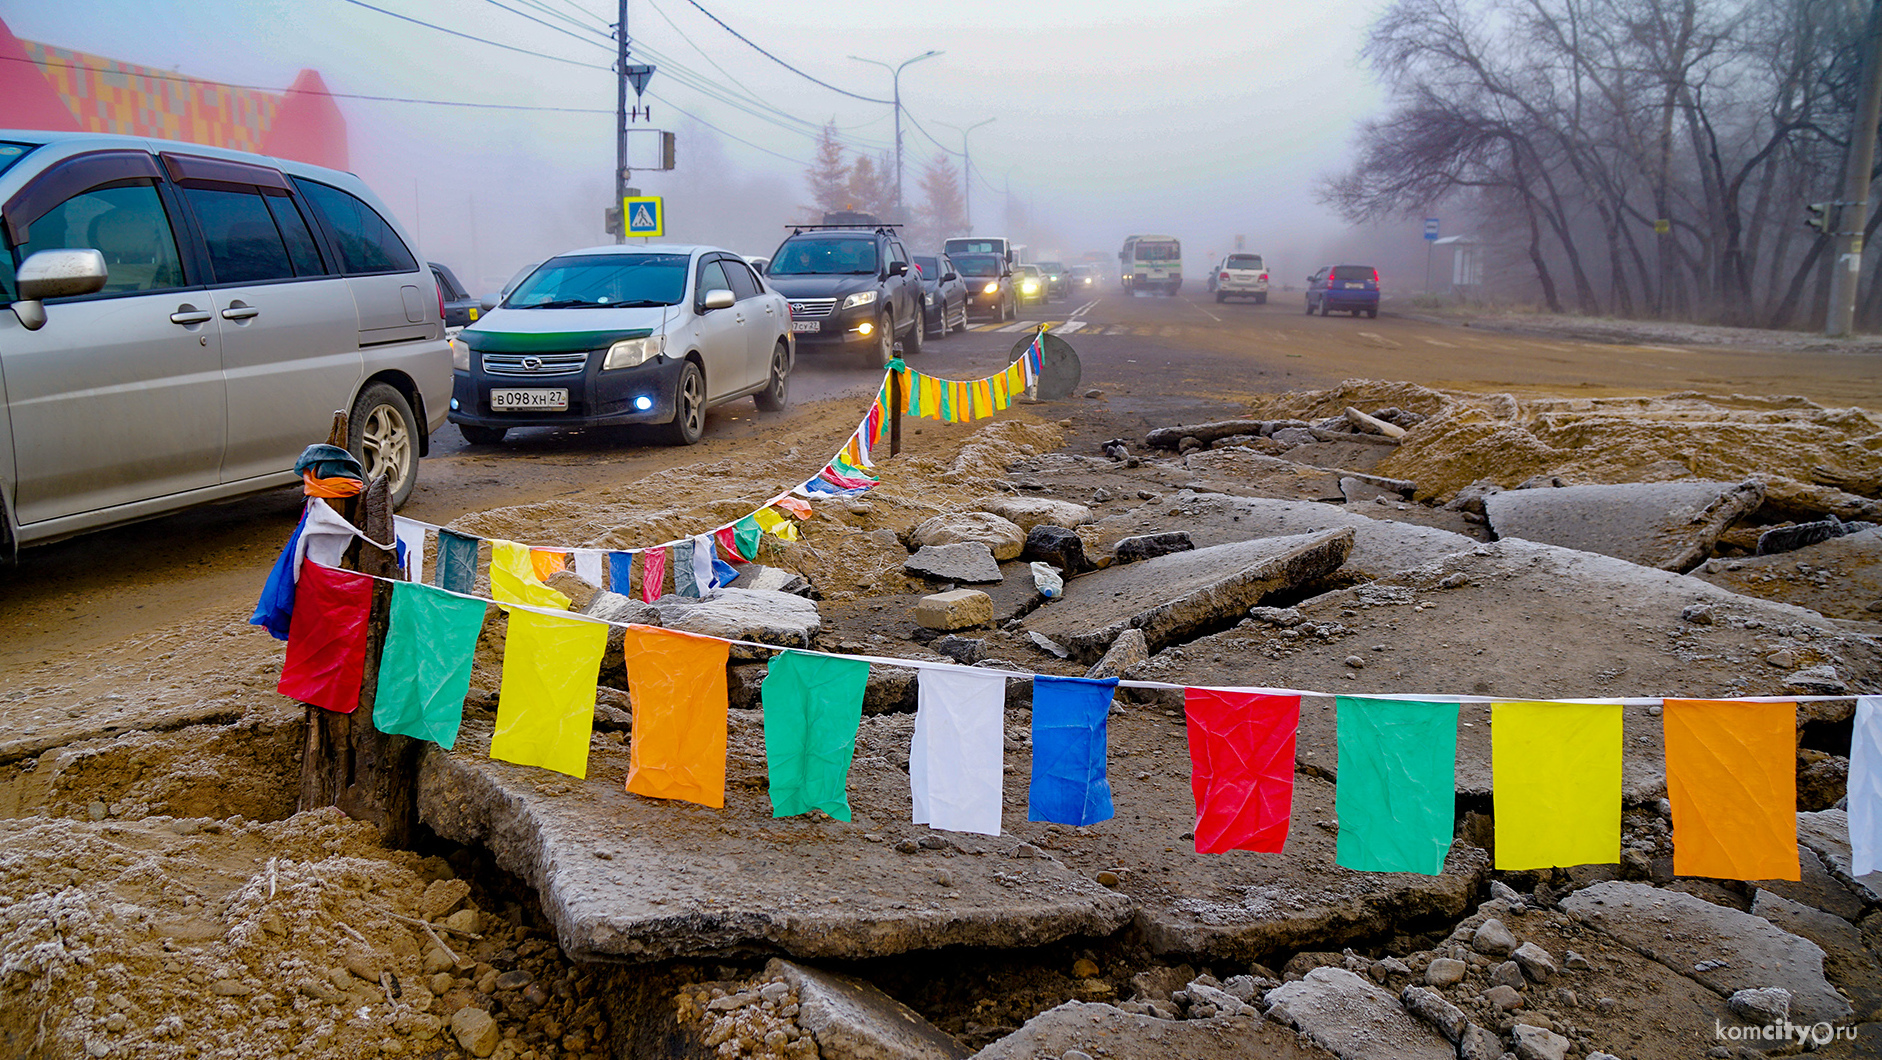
[459,424,508,446]
[901,311,923,357]
[1367,307,1378,318]
[1321,300,1333,316]
[348,381,418,509]
[865,312,894,368]
[1304,298,1314,315]
[755,341,789,412]
[1256,293,1267,305]
[953,302,968,333]
[1215,292,1226,303]
[660,359,707,446]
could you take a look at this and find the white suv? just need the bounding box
[1208,253,1270,304]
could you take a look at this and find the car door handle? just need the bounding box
[169,306,213,325]
[220,302,259,320]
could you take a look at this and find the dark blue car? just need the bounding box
[1306,264,1380,318]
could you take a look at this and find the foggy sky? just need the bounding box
[5,0,1430,293]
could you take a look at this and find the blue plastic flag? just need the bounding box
[1028,675,1118,826]
[249,509,310,641]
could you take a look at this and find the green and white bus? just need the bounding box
[1119,234,1182,295]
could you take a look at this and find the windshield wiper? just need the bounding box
[522,298,607,308]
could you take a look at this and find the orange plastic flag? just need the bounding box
[622,625,731,808]
[773,494,813,520]
[1663,699,1800,880]
[530,549,567,582]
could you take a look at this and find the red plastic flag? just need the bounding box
[278,561,374,713]
[641,547,667,603]
[1184,689,1300,854]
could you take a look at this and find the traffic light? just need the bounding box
[1806,202,1833,234]
[661,131,677,172]
[604,205,622,237]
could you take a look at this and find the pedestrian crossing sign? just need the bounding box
[624,196,664,237]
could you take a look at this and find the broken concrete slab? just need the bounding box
[911,512,1027,561]
[1264,968,1455,1060]
[1023,530,1354,663]
[1085,629,1149,681]
[417,715,1134,964]
[972,1001,1337,1060]
[1753,846,1869,922]
[905,543,1004,584]
[1126,538,1881,800]
[1484,480,1764,573]
[1091,492,1475,581]
[1797,809,1882,903]
[1179,449,1346,502]
[1560,881,1852,1023]
[1693,527,1882,622]
[972,496,1094,532]
[1004,708,1487,962]
[915,590,994,631]
[648,588,820,660]
[1750,890,1882,1021]
[768,959,970,1060]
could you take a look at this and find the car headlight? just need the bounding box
[983,282,999,294]
[840,290,877,310]
[1021,280,1039,293]
[451,338,469,371]
[603,334,663,370]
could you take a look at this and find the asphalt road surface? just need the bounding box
[3,290,1876,679]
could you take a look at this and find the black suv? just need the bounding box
[766,225,924,366]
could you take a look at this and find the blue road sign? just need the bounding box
[625,196,664,237]
[1424,217,1440,241]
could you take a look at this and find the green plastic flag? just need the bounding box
[761,650,869,819]
[374,581,487,749]
[733,515,762,561]
[1334,696,1459,875]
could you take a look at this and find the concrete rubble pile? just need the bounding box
[2,382,1879,1060]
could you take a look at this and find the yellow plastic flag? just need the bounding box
[490,540,570,612]
[1005,360,1026,396]
[489,609,606,778]
[622,625,731,808]
[1664,699,1799,880]
[991,370,1010,411]
[922,374,942,420]
[1492,701,1622,869]
[974,379,994,419]
[752,507,799,541]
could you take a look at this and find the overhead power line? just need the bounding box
[678,0,892,104]
[337,0,611,69]
[473,0,615,51]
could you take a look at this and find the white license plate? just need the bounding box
[791,321,820,333]
[490,388,568,411]
[1344,282,1364,289]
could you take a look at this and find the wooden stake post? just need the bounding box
[889,365,903,457]
[297,410,423,846]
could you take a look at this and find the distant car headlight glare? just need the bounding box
[1021,280,1039,293]
[983,282,999,294]
[840,290,878,310]
[451,339,469,371]
[603,334,664,370]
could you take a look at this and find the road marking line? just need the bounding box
[1185,299,1223,322]
[1068,299,1101,319]
[971,322,1006,332]
[1421,337,1458,348]
[1356,331,1402,349]
[998,321,1048,333]
[1054,321,1087,334]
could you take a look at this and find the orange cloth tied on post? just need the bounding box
[302,471,364,498]
[622,625,731,808]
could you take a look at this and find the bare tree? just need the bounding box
[805,122,848,218]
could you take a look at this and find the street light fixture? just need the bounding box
[936,117,995,233]
[848,50,943,215]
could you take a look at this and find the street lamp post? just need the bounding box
[848,50,943,215]
[937,117,994,233]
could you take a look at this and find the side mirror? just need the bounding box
[942,272,957,283]
[11,248,109,331]
[480,296,499,313]
[888,261,908,277]
[702,289,736,311]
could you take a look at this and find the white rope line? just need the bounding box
[303,560,1862,707]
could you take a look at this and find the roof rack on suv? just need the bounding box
[786,223,904,235]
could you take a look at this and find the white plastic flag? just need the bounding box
[1853,696,1881,876]
[393,516,427,583]
[692,534,717,592]
[573,549,604,588]
[911,667,1007,835]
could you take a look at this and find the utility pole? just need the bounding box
[615,0,629,246]
[938,117,994,234]
[1827,0,1882,337]
[849,50,942,215]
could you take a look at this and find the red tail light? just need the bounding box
[436,282,445,321]
[1372,269,1381,285]
[1219,271,1230,281]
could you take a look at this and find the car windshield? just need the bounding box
[503,253,688,308]
[1134,241,1180,262]
[954,255,1001,277]
[1018,265,1040,277]
[913,256,940,277]
[947,240,1004,256]
[769,238,878,275]
[1227,255,1264,270]
[1039,262,1064,274]
[0,141,39,179]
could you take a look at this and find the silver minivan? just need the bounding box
[0,131,450,556]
